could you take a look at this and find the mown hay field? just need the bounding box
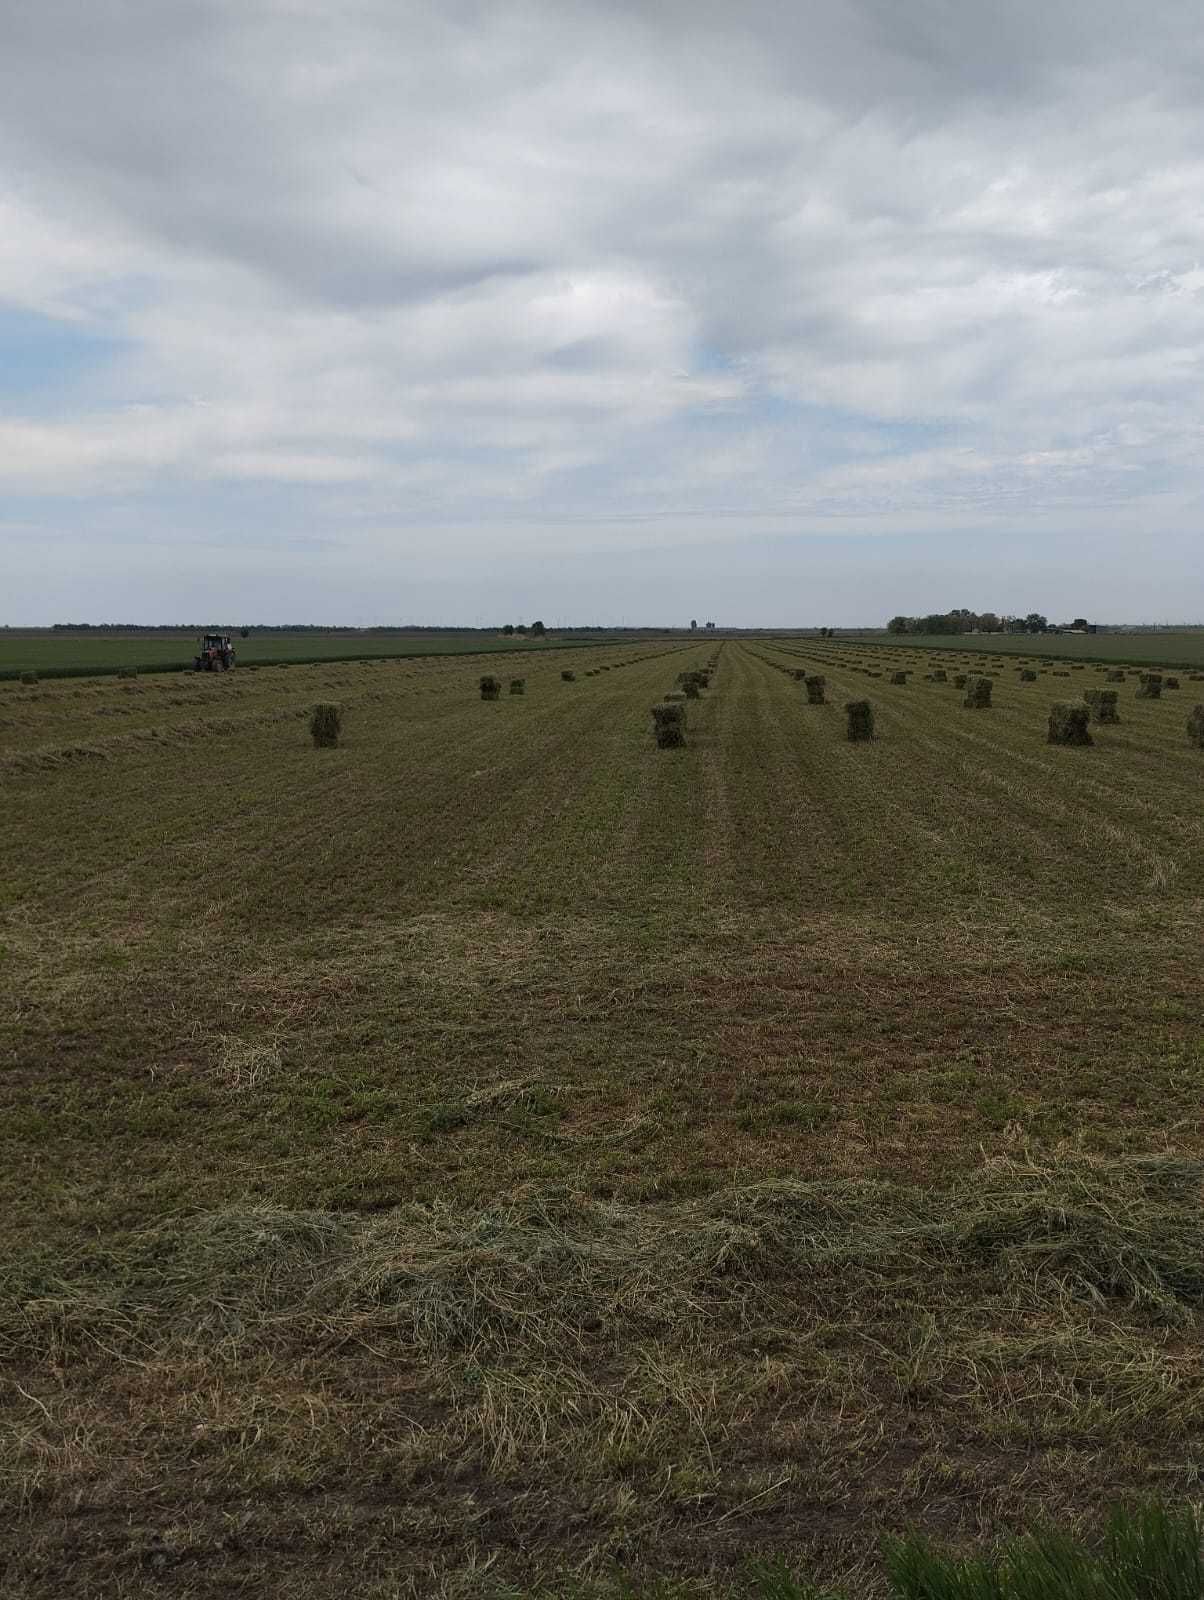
[2,638,1204,1597]
[848,628,1204,669]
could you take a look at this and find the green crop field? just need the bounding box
[0,628,609,678]
[849,628,1204,669]
[3,639,1204,1597]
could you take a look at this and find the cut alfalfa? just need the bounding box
[953,673,967,690]
[1019,669,1037,682]
[309,702,341,748]
[561,670,575,682]
[479,675,501,701]
[651,703,685,748]
[889,671,909,685]
[1165,676,1180,689]
[1048,701,1092,746]
[1136,673,1163,699]
[805,675,826,704]
[845,700,874,741]
[1107,669,1125,682]
[509,678,526,695]
[1083,688,1119,724]
[931,668,947,682]
[963,676,992,708]
[1187,705,1204,748]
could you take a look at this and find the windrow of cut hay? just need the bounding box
[11,1152,1200,1369]
[1,705,319,777]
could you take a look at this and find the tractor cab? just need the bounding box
[194,633,236,672]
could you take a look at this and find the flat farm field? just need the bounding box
[849,628,1204,669]
[0,628,599,678]
[3,639,1204,1597]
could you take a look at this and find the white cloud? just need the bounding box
[1,0,1203,618]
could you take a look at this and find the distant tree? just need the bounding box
[516,623,528,635]
[705,620,716,630]
[1071,617,1089,631]
[978,612,1000,633]
[1025,612,1048,634]
[690,619,698,630]
[887,616,909,635]
[530,619,546,636]
[502,623,514,636]
[240,628,250,638]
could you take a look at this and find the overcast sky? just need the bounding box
[3,0,1203,626]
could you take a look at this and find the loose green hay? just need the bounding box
[479,675,501,701]
[651,702,686,748]
[845,700,874,741]
[1048,702,1093,746]
[309,702,341,748]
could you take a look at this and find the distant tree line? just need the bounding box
[500,621,547,636]
[885,609,1093,636]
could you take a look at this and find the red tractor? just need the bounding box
[194,633,236,672]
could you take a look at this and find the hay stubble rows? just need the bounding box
[2,638,1204,1597]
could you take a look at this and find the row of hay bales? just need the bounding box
[650,660,719,746]
[767,636,1204,687]
[1043,695,1204,746]
[762,658,876,739]
[478,647,689,702]
[302,648,696,746]
[763,646,1204,748]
